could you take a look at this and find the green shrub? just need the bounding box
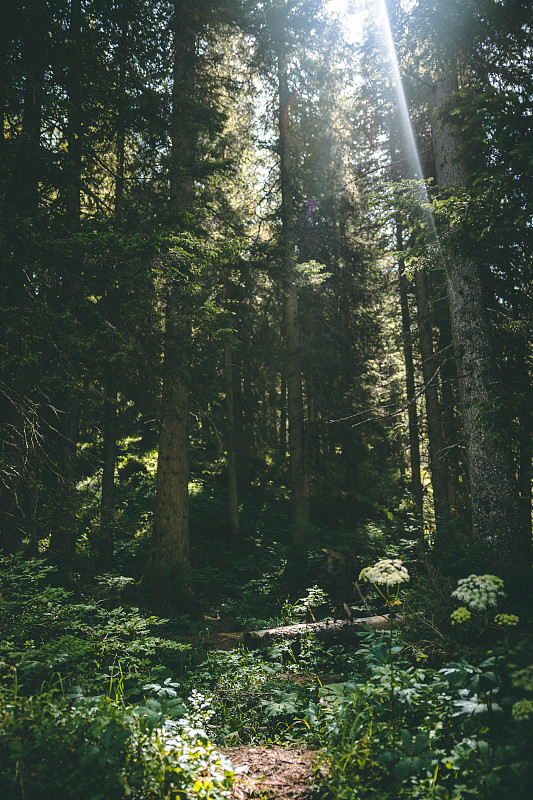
[0,554,191,697]
[0,687,233,800]
[313,565,533,799]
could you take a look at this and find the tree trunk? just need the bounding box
[413,266,450,541]
[150,289,192,598]
[244,615,391,649]
[436,306,462,513]
[277,38,310,548]
[224,340,240,537]
[233,350,248,493]
[97,19,128,564]
[20,12,44,215]
[65,0,82,226]
[148,0,195,602]
[341,425,359,501]
[47,387,79,564]
[98,362,117,567]
[432,68,528,572]
[114,17,127,219]
[396,222,424,527]
[48,0,83,565]
[279,372,287,462]
[516,343,532,541]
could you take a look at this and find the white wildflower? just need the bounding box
[451,574,505,612]
[359,559,410,586]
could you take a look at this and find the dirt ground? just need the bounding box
[222,746,324,800]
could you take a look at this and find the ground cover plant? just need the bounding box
[3,543,533,800]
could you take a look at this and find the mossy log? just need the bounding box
[244,615,390,648]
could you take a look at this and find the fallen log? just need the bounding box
[244,614,390,649]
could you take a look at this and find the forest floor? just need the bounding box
[182,620,327,799]
[222,746,322,800]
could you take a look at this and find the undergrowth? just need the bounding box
[2,538,533,800]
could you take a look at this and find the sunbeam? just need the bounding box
[373,0,440,241]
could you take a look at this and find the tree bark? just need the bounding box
[98,361,117,567]
[516,343,532,541]
[48,0,83,565]
[277,36,310,548]
[233,349,248,493]
[224,340,240,537]
[396,222,424,527]
[436,306,462,513]
[432,67,528,571]
[65,0,82,225]
[279,372,287,463]
[148,0,195,602]
[114,15,127,220]
[150,289,192,598]
[244,615,391,648]
[19,3,45,216]
[413,266,450,540]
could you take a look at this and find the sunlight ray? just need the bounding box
[373,0,440,240]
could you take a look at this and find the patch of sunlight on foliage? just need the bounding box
[95,574,136,591]
[119,435,143,450]
[189,478,205,495]
[135,511,152,538]
[142,450,159,476]
[77,472,101,491]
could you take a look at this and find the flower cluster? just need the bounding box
[359,559,410,586]
[494,613,519,627]
[450,606,471,625]
[512,699,533,722]
[451,574,505,612]
[511,665,533,694]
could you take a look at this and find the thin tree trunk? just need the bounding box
[413,266,450,541]
[97,19,128,564]
[436,301,462,513]
[114,17,127,219]
[233,350,248,492]
[516,343,532,541]
[432,67,528,572]
[285,278,311,546]
[20,32,43,214]
[396,222,424,527]
[150,289,192,597]
[279,372,287,462]
[341,426,359,500]
[224,340,240,537]
[48,0,82,565]
[66,0,82,226]
[277,39,310,548]
[47,388,79,564]
[99,362,117,567]
[148,0,195,601]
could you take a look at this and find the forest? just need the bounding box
[1,0,532,797]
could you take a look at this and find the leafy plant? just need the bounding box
[0,554,191,697]
[0,686,233,800]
